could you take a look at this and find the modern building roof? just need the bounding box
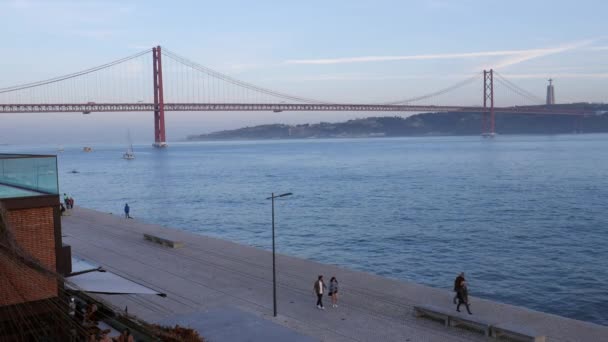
[0,153,56,159]
[0,153,58,199]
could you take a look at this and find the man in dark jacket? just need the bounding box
[456,280,473,314]
[313,275,327,310]
[453,272,465,304]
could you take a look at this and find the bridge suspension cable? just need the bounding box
[0,49,152,94]
[0,46,544,109]
[493,71,544,105]
[161,48,331,104]
[379,73,482,105]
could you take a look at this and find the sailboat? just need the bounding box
[123,130,135,160]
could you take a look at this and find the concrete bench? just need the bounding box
[413,304,453,327]
[143,233,183,248]
[413,305,493,337]
[449,312,494,337]
[491,322,546,342]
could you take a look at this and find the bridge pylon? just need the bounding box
[482,69,495,137]
[152,46,167,148]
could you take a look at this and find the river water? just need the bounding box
[4,134,608,325]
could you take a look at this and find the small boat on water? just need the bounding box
[57,145,64,153]
[83,146,93,152]
[123,150,135,160]
[123,130,135,160]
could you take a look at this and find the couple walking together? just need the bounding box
[453,272,472,314]
[313,275,338,310]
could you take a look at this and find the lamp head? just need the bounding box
[266,192,293,200]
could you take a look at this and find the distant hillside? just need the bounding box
[187,104,608,141]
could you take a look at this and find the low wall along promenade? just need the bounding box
[62,207,608,342]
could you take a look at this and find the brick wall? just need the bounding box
[0,207,58,306]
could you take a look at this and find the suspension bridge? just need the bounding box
[0,46,590,147]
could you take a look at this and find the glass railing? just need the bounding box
[0,154,58,196]
[0,184,42,198]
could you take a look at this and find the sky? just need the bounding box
[1,0,607,144]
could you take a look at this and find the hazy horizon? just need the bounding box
[0,111,422,145]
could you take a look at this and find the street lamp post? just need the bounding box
[266,192,292,317]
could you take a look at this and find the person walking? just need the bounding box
[329,276,339,308]
[456,280,473,314]
[63,193,69,208]
[313,275,327,310]
[124,203,131,218]
[453,272,465,304]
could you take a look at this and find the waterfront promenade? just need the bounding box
[62,207,608,341]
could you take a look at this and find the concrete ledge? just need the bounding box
[143,233,183,248]
[449,314,493,338]
[413,304,451,327]
[414,305,547,342]
[414,305,494,337]
[492,322,546,342]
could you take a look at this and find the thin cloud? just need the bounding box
[263,73,472,82]
[499,72,608,79]
[286,50,529,65]
[489,39,596,69]
[225,63,267,72]
[285,39,598,66]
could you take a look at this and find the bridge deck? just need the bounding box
[62,207,608,342]
[0,102,588,115]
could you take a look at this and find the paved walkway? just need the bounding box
[62,207,608,342]
[160,307,318,342]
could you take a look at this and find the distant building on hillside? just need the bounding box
[546,79,555,105]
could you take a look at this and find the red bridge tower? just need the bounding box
[481,69,496,138]
[482,69,495,137]
[152,46,167,148]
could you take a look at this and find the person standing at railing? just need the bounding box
[124,203,131,219]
